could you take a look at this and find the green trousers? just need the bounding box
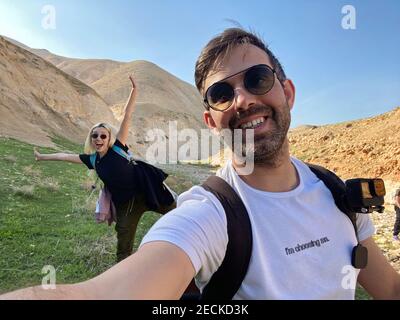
[114,193,176,262]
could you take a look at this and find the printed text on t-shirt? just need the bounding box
[285,237,330,256]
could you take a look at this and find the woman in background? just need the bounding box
[34,75,176,262]
[393,187,400,241]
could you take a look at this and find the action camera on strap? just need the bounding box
[345,178,386,214]
[344,178,386,269]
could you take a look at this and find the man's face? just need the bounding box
[202,44,295,164]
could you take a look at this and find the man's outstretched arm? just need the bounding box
[0,241,195,300]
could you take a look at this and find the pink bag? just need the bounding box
[95,187,116,226]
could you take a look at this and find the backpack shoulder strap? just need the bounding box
[89,153,97,170]
[200,176,253,300]
[90,146,135,169]
[112,145,138,164]
[306,163,358,238]
[306,163,369,269]
[111,144,130,160]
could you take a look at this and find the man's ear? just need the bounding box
[203,110,217,129]
[282,79,295,110]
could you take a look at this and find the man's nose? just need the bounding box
[232,87,257,113]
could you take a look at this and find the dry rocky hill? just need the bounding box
[0,36,117,147]
[3,36,124,84]
[91,60,205,152]
[0,36,206,156]
[289,107,400,197]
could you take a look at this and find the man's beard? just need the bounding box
[226,102,291,166]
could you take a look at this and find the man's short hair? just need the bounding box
[194,27,287,96]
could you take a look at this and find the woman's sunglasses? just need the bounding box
[204,64,276,112]
[91,133,108,140]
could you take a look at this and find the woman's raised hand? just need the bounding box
[128,75,137,102]
[116,75,138,144]
[129,75,136,90]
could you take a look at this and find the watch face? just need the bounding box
[352,244,368,269]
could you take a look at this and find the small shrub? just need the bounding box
[39,178,60,192]
[71,194,97,216]
[22,165,42,178]
[12,185,35,198]
[3,155,17,163]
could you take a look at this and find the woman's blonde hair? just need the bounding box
[84,122,116,154]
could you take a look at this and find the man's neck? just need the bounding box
[232,143,299,193]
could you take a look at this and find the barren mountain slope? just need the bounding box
[0,36,117,147]
[289,107,400,196]
[2,36,125,85]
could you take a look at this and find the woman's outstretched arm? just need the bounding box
[34,148,83,164]
[116,75,137,146]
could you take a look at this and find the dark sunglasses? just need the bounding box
[204,64,276,112]
[91,133,108,140]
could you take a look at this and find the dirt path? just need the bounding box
[158,163,217,184]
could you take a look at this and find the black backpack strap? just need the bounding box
[200,176,253,300]
[307,164,368,269]
[306,163,358,238]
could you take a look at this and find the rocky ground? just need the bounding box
[288,107,400,188]
[371,207,400,272]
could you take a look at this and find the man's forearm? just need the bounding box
[0,282,94,300]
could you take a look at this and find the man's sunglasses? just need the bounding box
[204,64,276,112]
[91,133,108,140]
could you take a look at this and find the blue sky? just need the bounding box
[0,0,399,128]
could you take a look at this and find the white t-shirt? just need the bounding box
[140,157,375,300]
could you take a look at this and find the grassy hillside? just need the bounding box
[0,137,194,293]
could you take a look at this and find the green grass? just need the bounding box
[0,137,161,293]
[50,134,83,154]
[177,159,219,169]
[356,285,371,300]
